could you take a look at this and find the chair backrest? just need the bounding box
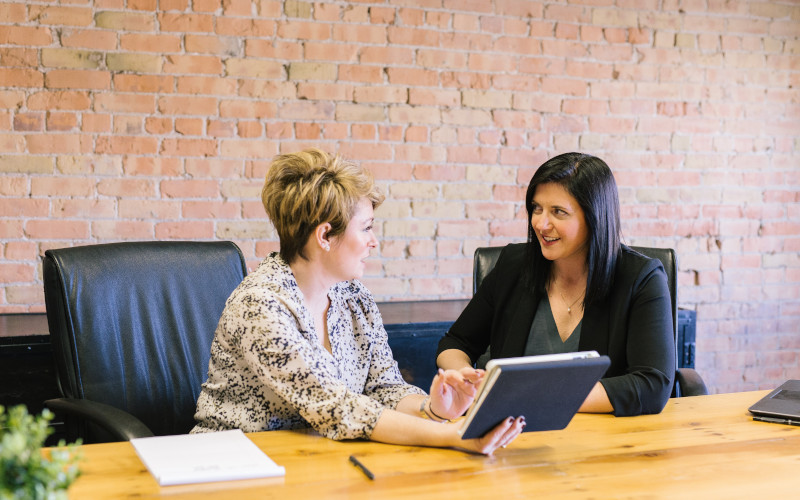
[473,246,504,295]
[43,241,247,439]
[473,245,677,334]
[627,246,678,342]
[472,244,680,375]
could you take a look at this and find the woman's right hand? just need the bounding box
[452,416,526,455]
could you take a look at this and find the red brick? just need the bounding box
[239,81,296,101]
[185,34,238,54]
[297,83,353,101]
[121,33,182,52]
[0,68,44,88]
[177,76,237,95]
[29,6,93,26]
[4,241,37,261]
[52,199,116,218]
[114,75,174,93]
[47,112,78,132]
[295,122,321,139]
[304,41,360,62]
[277,20,331,40]
[25,220,89,239]
[119,199,180,219]
[388,26,440,47]
[339,65,384,83]
[164,55,223,74]
[45,70,111,90]
[221,0,249,16]
[129,0,158,11]
[0,263,35,283]
[96,136,158,155]
[95,94,154,113]
[332,24,386,44]
[386,67,438,86]
[0,3,26,23]
[92,221,155,240]
[244,39,302,59]
[370,7,396,24]
[0,199,48,217]
[60,29,117,50]
[206,119,235,137]
[0,221,24,239]
[186,158,242,178]
[220,100,276,119]
[360,47,414,65]
[0,26,53,45]
[161,138,217,157]
[14,113,44,132]
[175,118,203,135]
[0,48,38,68]
[182,200,240,218]
[235,121,261,138]
[215,17,274,37]
[145,117,172,135]
[26,133,92,154]
[158,13,214,32]
[155,221,214,239]
[158,96,218,116]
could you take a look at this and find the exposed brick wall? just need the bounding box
[1,1,798,394]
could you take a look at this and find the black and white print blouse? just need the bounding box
[191,253,425,440]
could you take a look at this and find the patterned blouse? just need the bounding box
[191,253,425,440]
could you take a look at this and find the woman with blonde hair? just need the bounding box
[193,149,524,454]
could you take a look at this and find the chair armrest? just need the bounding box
[45,397,154,441]
[675,368,708,397]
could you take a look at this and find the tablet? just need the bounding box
[459,351,611,440]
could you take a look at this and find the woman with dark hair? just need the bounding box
[437,152,675,416]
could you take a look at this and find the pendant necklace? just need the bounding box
[560,289,583,315]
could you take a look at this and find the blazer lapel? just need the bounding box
[496,286,539,357]
[579,301,610,354]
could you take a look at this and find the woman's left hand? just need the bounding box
[428,367,484,420]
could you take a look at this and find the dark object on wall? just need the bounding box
[42,241,247,444]
[677,309,696,369]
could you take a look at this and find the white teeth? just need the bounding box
[543,236,558,242]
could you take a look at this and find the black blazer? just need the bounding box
[437,243,675,416]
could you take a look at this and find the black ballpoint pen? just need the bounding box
[349,455,375,480]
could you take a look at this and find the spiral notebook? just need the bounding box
[459,351,611,440]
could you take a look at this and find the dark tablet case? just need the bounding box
[459,354,611,440]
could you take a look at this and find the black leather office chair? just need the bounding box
[43,241,247,443]
[472,245,708,398]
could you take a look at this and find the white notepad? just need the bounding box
[130,429,286,486]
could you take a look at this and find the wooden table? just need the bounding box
[62,390,798,499]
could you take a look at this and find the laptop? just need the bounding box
[748,379,800,426]
[459,351,611,440]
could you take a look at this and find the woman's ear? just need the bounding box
[315,222,332,252]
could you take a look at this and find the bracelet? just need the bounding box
[420,396,449,423]
[427,400,449,421]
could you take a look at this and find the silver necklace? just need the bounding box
[559,289,583,315]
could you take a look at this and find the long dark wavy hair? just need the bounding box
[523,152,622,306]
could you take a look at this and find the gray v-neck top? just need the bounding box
[524,297,581,355]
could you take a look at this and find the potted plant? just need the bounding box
[0,405,81,500]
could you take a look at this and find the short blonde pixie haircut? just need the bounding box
[261,148,384,264]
